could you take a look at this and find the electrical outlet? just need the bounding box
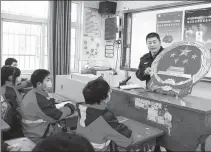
[61,85,63,89]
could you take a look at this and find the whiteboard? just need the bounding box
[130,2,211,78]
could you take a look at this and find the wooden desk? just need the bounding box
[108,88,211,151]
[1,118,10,132]
[117,116,164,151]
[52,93,78,129]
[5,137,36,151]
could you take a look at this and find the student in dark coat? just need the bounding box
[136,32,164,87]
[76,78,133,151]
[4,58,32,92]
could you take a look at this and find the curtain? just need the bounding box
[48,1,72,92]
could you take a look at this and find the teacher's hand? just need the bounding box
[144,67,151,75]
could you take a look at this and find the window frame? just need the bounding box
[1,10,48,74]
[71,1,84,73]
[1,1,83,74]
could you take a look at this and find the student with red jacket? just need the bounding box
[76,78,133,151]
[20,69,75,143]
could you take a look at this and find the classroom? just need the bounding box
[1,1,211,152]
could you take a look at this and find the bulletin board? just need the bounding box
[84,7,101,38]
[120,1,211,80]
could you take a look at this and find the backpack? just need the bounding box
[1,96,23,140]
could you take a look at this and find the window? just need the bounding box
[71,2,83,72]
[1,1,49,74]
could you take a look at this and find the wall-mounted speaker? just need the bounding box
[98,1,117,14]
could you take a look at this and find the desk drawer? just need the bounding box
[159,136,194,151]
[169,106,206,128]
[170,123,203,149]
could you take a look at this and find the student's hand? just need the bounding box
[54,98,62,104]
[144,67,151,75]
[7,144,21,151]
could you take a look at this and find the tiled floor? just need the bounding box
[195,135,211,151]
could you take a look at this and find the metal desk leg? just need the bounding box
[201,142,205,152]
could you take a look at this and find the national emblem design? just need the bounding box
[148,41,211,97]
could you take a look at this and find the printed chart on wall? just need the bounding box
[84,7,101,38]
[157,11,183,48]
[184,7,211,77]
[83,37,102,60]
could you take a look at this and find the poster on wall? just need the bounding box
[84,7,101,38]
[156,11,183,48]
[184,7,211,78]
[184,7,211,50]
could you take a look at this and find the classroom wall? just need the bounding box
[81,1,211,98]
[84,1,99,9]
[81,1,116,70]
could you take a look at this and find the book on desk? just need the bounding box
[55,101,76,109]
[119,84,143,90]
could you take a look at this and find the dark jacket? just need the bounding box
[136,47,164,85]
[76,103,133,151]
[1,81,23,109]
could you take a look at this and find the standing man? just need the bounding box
[136,32,164,88]
[136,33,172,152]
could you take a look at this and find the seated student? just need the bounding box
[20,69,75,144]
[4,58,32,92]
[76,78,133,151]
[5,58,18,67]
[1,66,24,140]
[32,132,95,152]
[1,66,23,109]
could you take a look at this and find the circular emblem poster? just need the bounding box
[147,41,211,97]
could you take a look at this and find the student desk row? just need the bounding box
[53,93,164,151]
[107,87,211,151]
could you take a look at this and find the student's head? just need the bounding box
[83,78,111,105]
[30,69,52,92]
[1,66,21,86]
[5,58,18,67]
[146,32,161,57]
[32,132,94,152]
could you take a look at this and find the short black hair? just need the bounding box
[5,58,18,66]
[1,66,21,86]
[83,78,110,105]
[32,132,94,152]
[146,32,160,42]
[30,69,50,88]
